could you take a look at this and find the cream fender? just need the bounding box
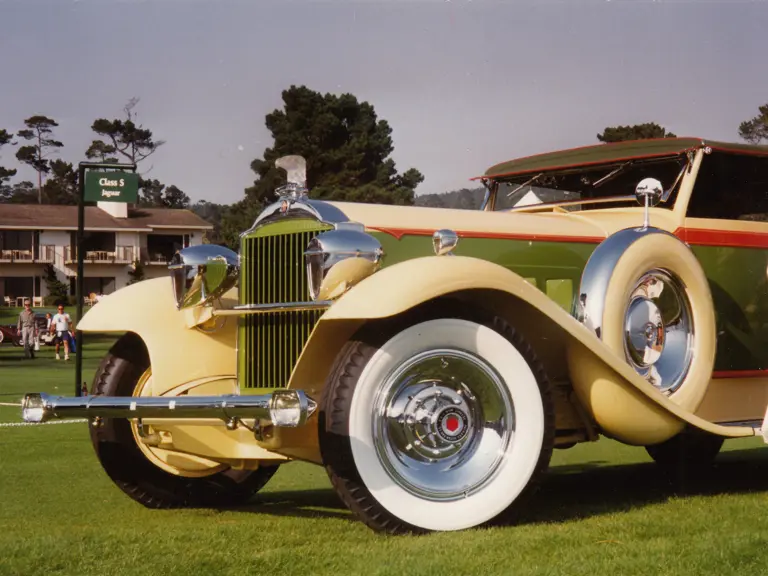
[300,255,756,444]
[78,277,238,397]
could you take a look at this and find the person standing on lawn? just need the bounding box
[17,299,37,359]
[50,304,74,361]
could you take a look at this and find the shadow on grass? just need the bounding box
[510,447,768,527]
[236,488,352,522]
[230,449,768,528]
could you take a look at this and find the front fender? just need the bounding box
[308,255,757,443]
[78,278,238,396]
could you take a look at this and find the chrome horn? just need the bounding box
[168,244,239,309]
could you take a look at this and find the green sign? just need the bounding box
[84,171,138,203]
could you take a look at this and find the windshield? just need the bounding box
[492,155,689,212]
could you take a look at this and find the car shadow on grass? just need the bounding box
[236,488,353,522]
[508,447,768,527]
[232,448,768,529]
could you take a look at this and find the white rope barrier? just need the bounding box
[0,419,87,428]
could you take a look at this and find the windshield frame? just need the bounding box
[483,152,693,213]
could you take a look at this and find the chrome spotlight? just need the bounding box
[168,245,239,309]
[305,228,383,301]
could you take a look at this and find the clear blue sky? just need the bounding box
[0,0,766,204]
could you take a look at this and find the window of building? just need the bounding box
[145,234,184,263]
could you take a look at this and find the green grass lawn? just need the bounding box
[2,316,768,575]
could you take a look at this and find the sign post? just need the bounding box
[75,162,137,397]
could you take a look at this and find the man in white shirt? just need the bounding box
[50,304,74,361]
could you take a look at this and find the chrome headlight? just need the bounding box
[304,228,383,301]
[168,245,239,309]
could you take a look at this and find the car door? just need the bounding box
[681,149,768,379]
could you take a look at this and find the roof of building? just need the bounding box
[0,204,213,231]
[477,137,768,180]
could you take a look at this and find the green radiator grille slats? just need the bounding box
[239,223,329,390]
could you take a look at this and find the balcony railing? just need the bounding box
[65,245,136,264]
[0,249,33,263]
[141,248,173,265]
[36,245,55,263]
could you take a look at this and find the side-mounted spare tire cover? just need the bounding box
[571,227,716,443]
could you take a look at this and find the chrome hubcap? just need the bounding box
[373,349,514,501]
[623,269,694,393]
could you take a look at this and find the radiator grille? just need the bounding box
[238,222,330,390]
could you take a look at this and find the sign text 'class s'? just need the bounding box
[83,171,139,203]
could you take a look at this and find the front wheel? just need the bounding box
[319,312,555,534]
[89,333,280,508]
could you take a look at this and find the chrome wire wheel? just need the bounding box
[623,269,694,394]
[373,349,514,501]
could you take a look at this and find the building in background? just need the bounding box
[0,201,212,306]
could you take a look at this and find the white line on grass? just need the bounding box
[0,402,22,407]
[0,419,87,428]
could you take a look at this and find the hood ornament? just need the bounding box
[275,155,309,202]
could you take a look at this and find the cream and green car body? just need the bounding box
[23,137,768,533]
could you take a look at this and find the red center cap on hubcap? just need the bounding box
[445,415,460,432]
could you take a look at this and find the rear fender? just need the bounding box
[289,256,757,445]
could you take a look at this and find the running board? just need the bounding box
[713,416,767,442]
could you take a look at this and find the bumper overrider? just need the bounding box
[21,389,316,427]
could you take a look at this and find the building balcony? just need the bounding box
[36,245,55,263]
[65,245,137,265]
[0,249,33,263]
[141,248,174,265]
[0,245,56,263]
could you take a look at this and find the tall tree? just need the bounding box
[41,160,78,205]
[137,178,189,208]
[218,199,261,251]
[15,115,63,203]
[0,181,36,204]
[597,122,676,143]
[138,178,165,207]
[191,200,227,244]
[0,128,17,186]
[85,140,118,163]
[245,85,424,208]
[738,103,768,145]
[88,98,165,167]
[162,185,190,209]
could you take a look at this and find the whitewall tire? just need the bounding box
[319,310,554,534]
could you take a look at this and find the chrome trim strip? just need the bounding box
[715,419,763,429]
[217,301,332,316]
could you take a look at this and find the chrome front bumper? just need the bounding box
[21,390,317,427]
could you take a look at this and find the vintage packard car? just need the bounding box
[22,137,768,533]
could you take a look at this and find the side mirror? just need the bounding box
[635,178,663,207]
[635,177,663,229]
[168,245,239,309]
